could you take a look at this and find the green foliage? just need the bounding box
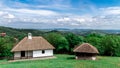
[85,36,104,55]
[65,33,84,53]
[86,32,105,38]
[101,35,120,56]
[44,33,69,53]
[0,36,15,57]
[86,33,120,57]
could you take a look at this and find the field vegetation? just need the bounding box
[0,54,120,68]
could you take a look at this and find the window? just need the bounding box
[42,50,45,54]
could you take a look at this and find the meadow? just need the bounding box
[0,54,120,68]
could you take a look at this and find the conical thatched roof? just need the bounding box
[73,43,99,54]
[11,36,55,52]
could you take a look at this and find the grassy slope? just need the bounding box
[0,54,120,68]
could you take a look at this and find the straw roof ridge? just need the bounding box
[73,43,99,54]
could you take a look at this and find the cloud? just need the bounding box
[100,7,120,15]
[1,0,73,11]
[5,8,59,16]
[0,0,120,29]
[73,18,85,22]
[57,17,71,22]
[2,13,15,19]
[0,11,15,24]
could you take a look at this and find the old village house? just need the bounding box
[73,43,99,60]
[11,33,55,60]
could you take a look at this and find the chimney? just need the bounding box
[28,33,32,39]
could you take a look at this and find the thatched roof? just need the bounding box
[73,43,99,54]
[11,36,55,52]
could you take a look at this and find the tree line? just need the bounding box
[44,32,120,57]
[1,27,120,59]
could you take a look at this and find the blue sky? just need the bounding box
[0,0,120,29]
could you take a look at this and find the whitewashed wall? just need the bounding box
[33,50,53,57]
[14,52,21,57]
[14,50,53,58]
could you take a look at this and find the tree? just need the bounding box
[85,32,105,55]
[85,36,104,55]
[101,35,120,56]
[0,36,15,58]
[44,32,69,53]
[65,33,84,53]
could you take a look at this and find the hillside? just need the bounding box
[0,26,46,40]
[0,26,119,37]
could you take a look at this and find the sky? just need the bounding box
[0,0,120,29]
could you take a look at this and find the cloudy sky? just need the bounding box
[0,0,120,29]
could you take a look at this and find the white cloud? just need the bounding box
[57,17,71,22]
[4,8,59,16]
[0,11,15,22]
[3,13,15,19]
[74,18,85,22]
[70,23,79,26]
[0,11,4,15]
[100,7,120,15]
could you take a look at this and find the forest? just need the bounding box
[0,26,120,59]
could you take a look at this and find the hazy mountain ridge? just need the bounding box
[0,26,120,37]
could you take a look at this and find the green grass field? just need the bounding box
[0,54,120,68]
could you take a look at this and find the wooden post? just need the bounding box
[20,51,22,59]
[27,51,28,59]
[32,51,33,58]
[13,52,14,60]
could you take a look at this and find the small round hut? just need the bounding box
[73,43,99,60]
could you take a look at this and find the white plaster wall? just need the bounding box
[33,50,53,57]
[14,52,21,57]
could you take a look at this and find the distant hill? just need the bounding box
[0,26,120,39]
[50,28,120,35]
[0,26,46,40]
